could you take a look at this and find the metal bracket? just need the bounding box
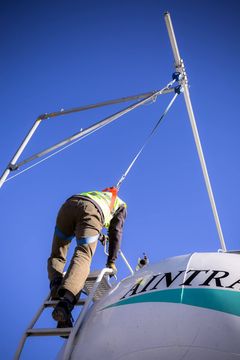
[37,113,50,121]
[172,71,183,82]
[8,163,18,171]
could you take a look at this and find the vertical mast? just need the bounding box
[164,12,227,252]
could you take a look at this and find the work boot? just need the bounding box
[50,277,63,300]
[52,299,74,323]
[57,316,74,338]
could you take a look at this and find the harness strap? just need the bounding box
[116,91,180,190]
[54,226,74,241]
[76,235,99,246]
[102,187,118,213]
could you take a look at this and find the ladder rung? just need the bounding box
[44,299,86,307]
[26,328,72,337]
[87,276,98,280]
[84,271,112,301]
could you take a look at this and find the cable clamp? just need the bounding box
[172,72,183,82]
[174,85,184,94]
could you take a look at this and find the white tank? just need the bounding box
[60,252,240,360]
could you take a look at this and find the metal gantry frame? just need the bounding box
[0,88,174,188]
[0,12,226,255]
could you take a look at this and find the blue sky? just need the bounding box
[1,1,240,359]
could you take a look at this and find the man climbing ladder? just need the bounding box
[47,187,127,328]
[46,89,180,330]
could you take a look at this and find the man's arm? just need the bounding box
[107,205,127,264]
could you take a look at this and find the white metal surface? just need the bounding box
[164,12,226,252]
[67,252,240,360]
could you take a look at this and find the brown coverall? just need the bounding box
[47,194,126,298]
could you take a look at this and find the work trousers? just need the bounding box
[47,197,103,297]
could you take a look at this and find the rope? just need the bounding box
[5,125,106,182]
[116,92,179,190]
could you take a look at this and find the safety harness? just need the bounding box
[102,186,118,213]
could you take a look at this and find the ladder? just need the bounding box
[14,267,113,360]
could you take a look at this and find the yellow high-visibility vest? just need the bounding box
[79,191,126,228]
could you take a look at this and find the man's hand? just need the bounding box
[99,234,109,246]
[106,261,117,276]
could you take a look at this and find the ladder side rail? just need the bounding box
[62,268,113,360]
[0,119,42,189]
[40,88,175,120]
[164,12,226,252]
[14,293,51,360]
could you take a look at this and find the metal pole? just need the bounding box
[164,12,227,251]
[119,249,134,275]
[39,88,174,120]
[0,119,42,189]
